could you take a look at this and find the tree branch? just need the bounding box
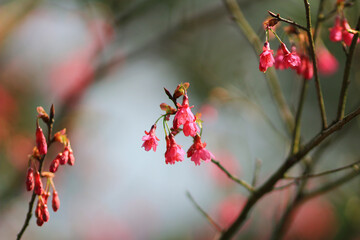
[336,16,360,121]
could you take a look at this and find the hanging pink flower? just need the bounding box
[342,18,360,46]
[187,135,215,166]
[281,43,301,69]
[274,45,286,70]
[316,46,339,76]
[173,95,195,129]
[183,119,200,137]
[36,126,47,155]
[259,42,275,73]
[297,55,313,80]
[329,16,343,42]
[165,135,185,165]
[142,125,160,152]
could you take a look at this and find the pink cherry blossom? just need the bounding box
[183,120,199,137]
[259,42,275,73]
[342,18,360,46]
[141,125,159,152]
[297,55,313,80]
[165,135,185,165]
[173,95,195,129]
[187,135,215,166]
[281,43,301,69]
[329,16,343,42]
[316,46,339,76]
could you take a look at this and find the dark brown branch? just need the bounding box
[219,106,360,239]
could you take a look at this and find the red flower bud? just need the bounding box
[59,149,69,165]
[42,191,50,204]
[52,191,60,212]
[68,150,75,166]
[36,126,47,155]
[42,205,50,222]
[34,172,43,195]
[26,168,34,191]
[35,201,41,218]
[49,158,60,173]
[36,217,44,226]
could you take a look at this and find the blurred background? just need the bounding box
[0,0,359,239]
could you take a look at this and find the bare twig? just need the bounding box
[303,0,328,130]
[285,160,360,180]
[267,11,307,31]
[211,159,254,192]
[186,191,222,232]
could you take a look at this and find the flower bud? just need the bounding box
[35,201,41,218]
[36,217,44,226]
[36,126,47,155]
[42,205,50,222]
[49,158,60,173]
[34,172,43,195]
[26,168,34,191]
[59,149,69,165]
[68,150,75,166]
[52,191,60,212]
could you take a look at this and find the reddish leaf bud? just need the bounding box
[34,172,43,195]
[52,191,60,212]
[26,168,34,191]
[42,205,50,222]
[59,148,69,165]
[36,126,47,155]
[49,158,60,173]
[36,217,44,227]
[37,106,50,123]
[50,104,55,122]
[54,128,68,144]
[173,82,190,99]
[68,150,75,166]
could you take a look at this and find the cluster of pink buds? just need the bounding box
[329,1,359,46]
[142,83,215,166]
[259,21,313,80]
[25,105,75,227]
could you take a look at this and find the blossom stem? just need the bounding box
[211,159,254,192]
[336,16,360,121]
[186,191,223,232]
[268,28,282,44]
[313,0,326,41]
[17,108,55,240]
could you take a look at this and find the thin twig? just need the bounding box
[186,191,222,232]
[303,167,360,200]
[291,79,309,154]
[336,16,360,121]
[303,0,328,130]
[285,160,360,180]
[267,11,307,31]
[211,159,254,192]
[251,159,262,187]
[313,0,326,41]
